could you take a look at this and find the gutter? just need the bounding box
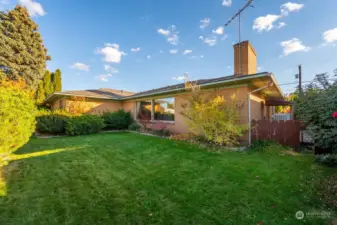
[248,81,274,145]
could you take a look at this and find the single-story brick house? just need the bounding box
[44,41,285,142]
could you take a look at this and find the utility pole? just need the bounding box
[225,0,254,75]
[298,64,302,96]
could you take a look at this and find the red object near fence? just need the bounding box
[251,120,301,150]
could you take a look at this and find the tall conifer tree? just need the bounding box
[0,6,50,90]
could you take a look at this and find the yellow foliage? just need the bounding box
[181,86,248,146]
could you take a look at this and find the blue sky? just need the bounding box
[1,0,337,93]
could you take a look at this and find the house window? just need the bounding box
[136,97,175,122]
[137,100,152,120]
[154,98,175,121]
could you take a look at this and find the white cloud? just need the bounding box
[169,49,178,54]
[159,50,164,54]
[71,63,89,72]
[172,76,185,81]
[157,25,179,45]
[323,27,337,43]
[213,26,224,35]
[183,50,192,55]
[157,28,170,36]
[19,0,45,17]
[253,2,304,32]
[200,18,211,30]
[281,2,304,16]
[147,55,151,59]
[104,65,119,73]
[222,0,232,7]
[253,14,281,32]
[200,36,217,47]
[97,43,126,63]
[97,74,112,82]
[280,38,310,56]
[131,47,141,52]
[278,22,286,29]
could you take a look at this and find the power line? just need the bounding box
[278,78,337,87]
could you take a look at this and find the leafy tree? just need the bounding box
[181,82,248,146]
[0,79,37,166]
[43,70,54,97]
[53,69,62,92]
[0,6,50,90]
[295,71,337,153]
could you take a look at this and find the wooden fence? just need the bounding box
[251,120,301,149]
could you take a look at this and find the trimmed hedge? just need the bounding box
[102,110,132,130]
[65,115,105,136]
[36,110,72,134]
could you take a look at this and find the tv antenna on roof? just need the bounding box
[224,0,254,75]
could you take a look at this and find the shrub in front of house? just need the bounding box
[0,79,37,164]
[151,122,171,137]
[181,90,248,146]
[65,115,105,136]
[128,123,141,131]
[102,110,132,130]
[36,109,72,134]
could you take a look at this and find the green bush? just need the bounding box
[128,123,141,131]
[0,79,37,163]
[102,110,132,130]
[36,109,72,134]
[65,115,105,136]
[295,73,337,153]
[36,115,69,134]
[315,154,337,167]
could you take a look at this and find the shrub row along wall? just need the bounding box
[36,109,133,136]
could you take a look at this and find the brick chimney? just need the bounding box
[233,40,257,76]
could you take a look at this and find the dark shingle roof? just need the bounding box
[128,75,237,98]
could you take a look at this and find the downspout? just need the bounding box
[248,82,274,145]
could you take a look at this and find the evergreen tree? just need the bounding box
[0,6,50,90]
[43,70,54,97]
[53,69,62,92]
[36,81,46,104]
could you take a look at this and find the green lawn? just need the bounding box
[0,132,334,224]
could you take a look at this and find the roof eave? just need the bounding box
[123,72,269,100]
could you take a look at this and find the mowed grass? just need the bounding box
[0,132,333,225]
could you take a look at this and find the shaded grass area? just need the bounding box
[0,132,334,224]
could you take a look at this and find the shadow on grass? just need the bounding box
[0,145,88,197]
